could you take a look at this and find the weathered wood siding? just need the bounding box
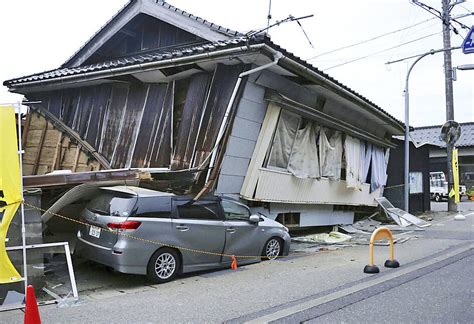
[22,111,101,175]
[84,14,204,65]
[28,63,243,173]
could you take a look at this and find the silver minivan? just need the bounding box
[75,186,290,283]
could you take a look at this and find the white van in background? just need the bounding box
[429,171,467,202]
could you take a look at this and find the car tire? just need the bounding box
[262,237,282,261]
[434,194,441,202]
[147,248,180,284]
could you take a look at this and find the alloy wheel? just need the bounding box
[265,238,281,260]
[154,252,176,279]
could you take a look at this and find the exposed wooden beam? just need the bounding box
[72,145,81,172]
[22,112,31,148]
[32,121,48,175]
[51,132,63,171]
[29,105,111,169]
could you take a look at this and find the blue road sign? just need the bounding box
[462,26,474,54]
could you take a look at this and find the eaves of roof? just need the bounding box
[4,35,404,131]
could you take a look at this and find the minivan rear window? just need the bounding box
[87,192,137,217]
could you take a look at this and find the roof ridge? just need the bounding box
[414,121,474,130]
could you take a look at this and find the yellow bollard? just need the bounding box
[364,226,400,274]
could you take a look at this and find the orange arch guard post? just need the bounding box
[368,227,395,266]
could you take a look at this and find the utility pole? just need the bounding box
[441,0,456,212]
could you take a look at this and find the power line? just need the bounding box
[323,32,441,71]
[306,17,436,61]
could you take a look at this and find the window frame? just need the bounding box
[172,198,224,221]
[264,109,302,171]
[221,199,251,221]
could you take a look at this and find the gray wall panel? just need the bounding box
[216,80,268,194]
[242,80,265,103]
[220,155,250,177]
[224,136,256,159]
[236,98,266,123]
[215,175,245,194]
[230,117,261,142]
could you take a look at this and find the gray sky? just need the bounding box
[1,0,472,126]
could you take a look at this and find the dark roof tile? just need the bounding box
[411,122,474,148]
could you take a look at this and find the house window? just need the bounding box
[266,110,301,170]
[275,212,300,227]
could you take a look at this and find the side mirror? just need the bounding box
[249,215,261,223]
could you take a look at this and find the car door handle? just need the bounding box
[176,225,189,231]
[226,227,236,234]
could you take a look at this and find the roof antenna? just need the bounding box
[247,14,314,39]
[266,0,272,32]
[295,18,314,48]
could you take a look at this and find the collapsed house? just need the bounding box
[3,0,404,229]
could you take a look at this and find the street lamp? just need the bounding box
[402,51,435,212]
[386,47,458,212]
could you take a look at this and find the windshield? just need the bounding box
[87,192,137,217]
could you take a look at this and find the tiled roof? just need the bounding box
[411,122,474,148]
[3,35,403,129]
[156,0,241,37]
[4,37,250,86]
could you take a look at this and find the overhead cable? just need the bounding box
[323,32,441,71]
[306,17,436,61]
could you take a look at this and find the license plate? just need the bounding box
[89,225,101,238]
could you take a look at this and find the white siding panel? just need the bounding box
[254,168,381,206]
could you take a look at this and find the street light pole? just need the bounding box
[403,51,435,212]
[387,46,458,212]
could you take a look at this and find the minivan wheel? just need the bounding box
[262,237,282,261]
[434,194,441,202]
[147,248,180,284]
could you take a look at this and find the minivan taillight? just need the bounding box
[107,221,141,230]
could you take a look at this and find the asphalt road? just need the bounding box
[0,210,472,323]
[431,200,474,212]
[308,251,473,323]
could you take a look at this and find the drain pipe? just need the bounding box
[194,51,283,200]
[205,51,283,181]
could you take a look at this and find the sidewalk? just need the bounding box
[1,210,472,323]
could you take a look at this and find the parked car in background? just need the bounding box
[75,186,290,283]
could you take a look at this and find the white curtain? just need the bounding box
[288,122,320,178]
[360,142,372,184]
[319,128,343,180]
[344,135,362,189]
[268,110,299,169]
[370,145,388,192]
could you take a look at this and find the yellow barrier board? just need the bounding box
[0,203,22,283]
[0,106,22,205]
[0,105,23,283]
[449,147,460,204]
